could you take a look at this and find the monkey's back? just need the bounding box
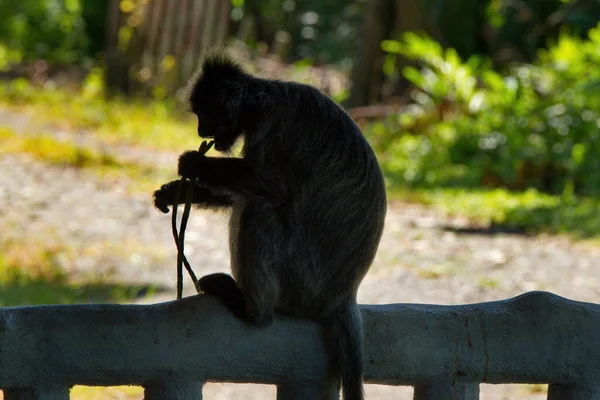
[239,81,387,316]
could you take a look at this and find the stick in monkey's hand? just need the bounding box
[172,140,214,300]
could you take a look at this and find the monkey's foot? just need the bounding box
[197,272,238,295]
[198,273,246,320]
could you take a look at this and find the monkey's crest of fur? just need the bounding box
[185,49,247,110]
[201,48,246,77]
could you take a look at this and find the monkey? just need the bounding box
[153,49,387,400]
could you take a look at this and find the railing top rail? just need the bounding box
[0,291,598,388]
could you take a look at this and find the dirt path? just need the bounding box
[1,112,599,399]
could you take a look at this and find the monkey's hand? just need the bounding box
[153,180,185,213]
[177,150,210,180]
[154,180,234,213]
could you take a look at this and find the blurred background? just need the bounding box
[1,0,600,399]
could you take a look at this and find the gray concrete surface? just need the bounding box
[0,292,599,399]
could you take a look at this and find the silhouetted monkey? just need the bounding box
[154,50,387,400]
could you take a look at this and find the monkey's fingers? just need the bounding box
[153,196,171,213]
[153,185,175,213]
[198,140,215,154]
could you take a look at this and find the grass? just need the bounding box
[477,277,501,290]
[390,186,600,241]
[1,127,120,167]
[0,77,200,151]
[0,127,172,193]
[69,386,143,400]
[0,236,157,307]
[522,383,548,395]
[0,386,144,400]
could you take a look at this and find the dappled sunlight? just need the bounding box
[1,1,599,399]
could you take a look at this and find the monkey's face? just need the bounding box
[191,82,243,153]
[195,112,240,153]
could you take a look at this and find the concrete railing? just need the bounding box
[0,291,599,399]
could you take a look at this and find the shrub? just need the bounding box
[376,24,600,196]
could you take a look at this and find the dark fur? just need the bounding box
[154,49,387,400]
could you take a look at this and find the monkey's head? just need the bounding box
[187,50,249,153]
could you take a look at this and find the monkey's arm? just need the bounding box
[178,151,259,196]
[153,180,233,214]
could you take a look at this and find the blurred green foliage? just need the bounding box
[0,0,364,69]
[232,0,363,66]
[0,0,107,67]
[377,24,600,197]
[289,0,363,65]
[374,23,600,238]
[486,0,600,62]
[0,73,223,153]
[0,242,155,306]
[407,188,600,240]
[1,0,597,71]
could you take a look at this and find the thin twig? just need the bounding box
[171,140,214,300]
[172,180,185,300]
[171,180,200,300]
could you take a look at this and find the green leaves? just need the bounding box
[0,0,92,65]
[375,23,600,197]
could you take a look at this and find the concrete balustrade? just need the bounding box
[0,291,599,399]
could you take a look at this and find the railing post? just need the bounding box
[547,384,600,400]
[144,381,204,400]
[413,383,480,400]
[3,387,70,400]
[276,381,339,400]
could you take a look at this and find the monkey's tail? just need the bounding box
[324,299,365,400]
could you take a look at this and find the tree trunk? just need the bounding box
[346,0,394,108]
[104,0,131,96]
[347,0,489,108]
[104,0,231,98]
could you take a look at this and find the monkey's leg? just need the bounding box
[153,180,233,213]
[234,200,283,327]
[199,201,281,327]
